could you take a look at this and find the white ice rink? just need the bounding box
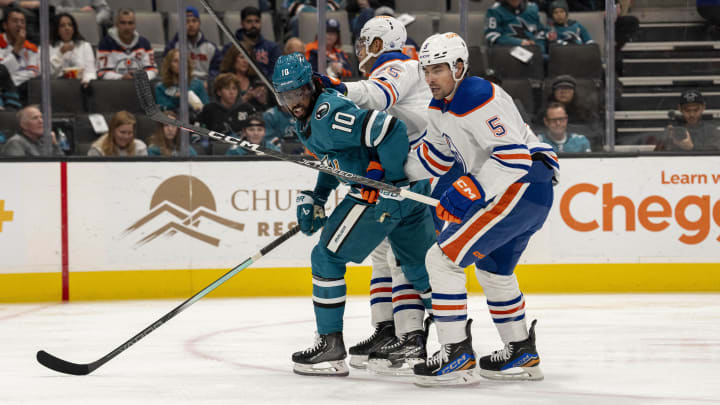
[2,294,720,405]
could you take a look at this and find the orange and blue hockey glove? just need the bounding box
[436,174,486,224]
[361,160,384,204]
[313,72,347,95]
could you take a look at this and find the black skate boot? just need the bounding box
[367,329,427,376]
[292,332,349,377]
[477,319,543,381]
[413,319,479,387]
[348,320,395,369]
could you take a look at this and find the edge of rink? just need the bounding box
[2,263,720,302]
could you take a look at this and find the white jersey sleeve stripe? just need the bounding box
[363,110,380,148]
[417,142,453,177]
[373,114,394,147]
[370,81,392,110]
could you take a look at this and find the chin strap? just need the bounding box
[359,50,381,74]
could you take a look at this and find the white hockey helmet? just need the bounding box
[419,32,469,81]
[356,16,407,72]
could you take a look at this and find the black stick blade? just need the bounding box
[37,350,94,376]
[133,70,160,116]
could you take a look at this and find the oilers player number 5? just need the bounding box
[486,116,506,137]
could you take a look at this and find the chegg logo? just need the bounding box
[560,183,720,245]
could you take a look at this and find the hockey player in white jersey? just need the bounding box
[314,16,435,375]
[404,32,560,387]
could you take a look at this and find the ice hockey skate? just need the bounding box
[413,319,479,387]
[367,328,427,376]
[348,320,395,369]
[477,319,544,381]
[292,332,349,376]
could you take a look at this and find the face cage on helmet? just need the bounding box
[278,84,312,107]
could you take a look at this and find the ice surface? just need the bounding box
[2,294,719,404]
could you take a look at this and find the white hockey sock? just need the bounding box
[426,244,468,345]
[390,259,424,335]
[475,269,528,344]
[369,239,393,325]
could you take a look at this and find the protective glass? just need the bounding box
[278,85,312,106]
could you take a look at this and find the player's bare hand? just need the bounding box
[520,39,534,46]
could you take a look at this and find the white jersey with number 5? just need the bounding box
[405,76,559,201]
[345,52,431,147]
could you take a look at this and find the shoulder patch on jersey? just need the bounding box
[447,77,494,117]
[315,102,330,120]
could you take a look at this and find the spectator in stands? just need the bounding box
[50,13,97,87]
[97,8,157,80]
[0,64,21,111]
[655,89,720,152]
[49,0,113,28]
[306,18,352,78]
[0,8,40,88]
[2,105,64,157]
[198,73,255,135]
[164,6,222,84]
[222,6,281,78]
[226,113,280,155]
[284,0,341,38]
[220,46,255,102]
[87,110,147,156]
[538,102,591,152]
[263,104,303,154]
[0,1,41,44]
[244,78,273,111]
[485,0,548,54]
[154,49,209,116]
[350,0,374,43]
[147,110,197,156]
[284,37,306,55]
[546,0,594,45]
[536,74,600,129]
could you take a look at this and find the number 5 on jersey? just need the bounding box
[486,116,506,137]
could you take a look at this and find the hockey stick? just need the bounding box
[198,0,281,105]
[132,71,439,208]
[36,225,301,376]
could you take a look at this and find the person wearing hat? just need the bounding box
[304,18,353,79]
[225,113,280,156]
[546,0,594,45]
[164,6,222,83]
[656,89,720,151]
[221,6,281,78]
[535,74,601,145]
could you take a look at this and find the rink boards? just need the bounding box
[1,157,719,302]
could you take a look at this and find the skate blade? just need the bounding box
[476,366,544,381]
[366,358,423,376]
[349,355,368,369]
[413,370,480,387]
[293,360,349,377]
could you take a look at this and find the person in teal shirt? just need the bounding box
[538,102,591,152]
[154,49,209,115]
[272,53,435,377]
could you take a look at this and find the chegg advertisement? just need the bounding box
[524,156,720,264]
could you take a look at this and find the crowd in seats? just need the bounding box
[0,0,646,157]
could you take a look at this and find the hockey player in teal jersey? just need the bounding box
[485,0,548,54]
[272,53,435,376]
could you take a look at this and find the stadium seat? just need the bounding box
[395,0,446,13]
[28,79,86,114]
[221,11,275,44]
[134,12,167,49]
[467,46,488,77]
[405,13,435,48]
[488,45,543,80]
[70,11,100,45]
[298,11,352,47]
[0,111,19,135]
[438,13,485,48]
[449,0,495,13]
[570,12,605,57]
[167,13,222,46]
[106,0,153,11]
[548,43,603,79]
[156,0,205,12]
[73,114,100,155]
[500,78,536,116]
[88,80,145,113]
[206,0,258,12]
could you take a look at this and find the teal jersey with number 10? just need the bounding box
[295,89,410,192]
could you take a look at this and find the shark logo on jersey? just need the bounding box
[509,17,540,40]
[558,29,583,44]
[442,133,467,173]
[315,102,330,120]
